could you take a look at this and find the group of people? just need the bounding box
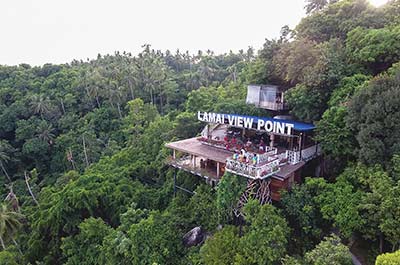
[223,135,267,154]
[232,148,259,165]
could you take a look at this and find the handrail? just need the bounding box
[225,158,280,179]
[258,101,289,110]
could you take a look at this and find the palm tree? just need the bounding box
[0,141,12,183]
[36,122,56,145]
[107,85,125,118]
[87,85,101,108]
[30,94,51,119]
[0,203,24,250]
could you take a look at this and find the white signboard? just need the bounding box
[197,111,294,135]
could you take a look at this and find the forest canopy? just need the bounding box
[0,0,400,264]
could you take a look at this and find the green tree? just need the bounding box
[0,203,24,250]
[200,226,240,265]
[61,217,113,265]
[281,178,329,254]
[216,173,246,224]
[0,140,13,182]
[347,64,400,165]
[305,234,352,265]
[235,200,289,265]
[375,250,400,265]
[29,94,52,119]
[187,184,219,231]
[346,25,400,74]
[126,211,185,265]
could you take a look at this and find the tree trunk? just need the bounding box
[379,232,384,253]
[95,95,101,108]
[159,92,164,115]
[0,161,11,183]
[24,171,39,206]
[69,148,76,171]
[82,135,90,167]
[11,237,22,255]
[0,235,5,250]
[60,99,66,115]
[128,80,134,100]
[117,103,122,119]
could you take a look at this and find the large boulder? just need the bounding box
[183,226,206,247]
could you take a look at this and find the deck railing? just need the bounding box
[301,144,321,161]
[225,158,280,179]
[258,101,289,111]
[258,146,277,163]
[286,144,321,164]
[286,150,301,165]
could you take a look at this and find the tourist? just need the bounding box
[246,138,252,148]
[231,137,237,145]
[233,151,238,160]
[252,153,258,165]
[259,139,265,152]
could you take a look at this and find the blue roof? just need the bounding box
[228,114,315,131]
[198,112,315,132]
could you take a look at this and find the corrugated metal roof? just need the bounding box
[201,112,316,132]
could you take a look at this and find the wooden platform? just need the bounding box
[273,161,305,180]
[165,137,233,163]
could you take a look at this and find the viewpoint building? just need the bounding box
[165,85,321,213]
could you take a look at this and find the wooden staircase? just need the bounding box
[234,178,271,217]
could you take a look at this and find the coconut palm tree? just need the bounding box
[36,122,56,145]
[29,94,51,119]
[0,141,12,183]
[0,203,24,250]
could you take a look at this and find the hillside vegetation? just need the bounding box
[0,0,399,264]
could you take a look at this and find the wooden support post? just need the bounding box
[193,155,196,168]
[299,133,303,160]
[173,149,176,159]
[173,171,177,197]
[216,162,220,177]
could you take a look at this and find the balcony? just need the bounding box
[258,101,289,111]
[246,84,289,111]
[286,144,322,164]
[167,155,220,181]
[225,144,321,179]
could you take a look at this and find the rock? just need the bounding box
[183,226,205,247]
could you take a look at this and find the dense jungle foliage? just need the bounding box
[0,0,400,264]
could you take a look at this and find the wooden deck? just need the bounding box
[167,156,220,182]
[165,137,233,163]
[166,137,307,181]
